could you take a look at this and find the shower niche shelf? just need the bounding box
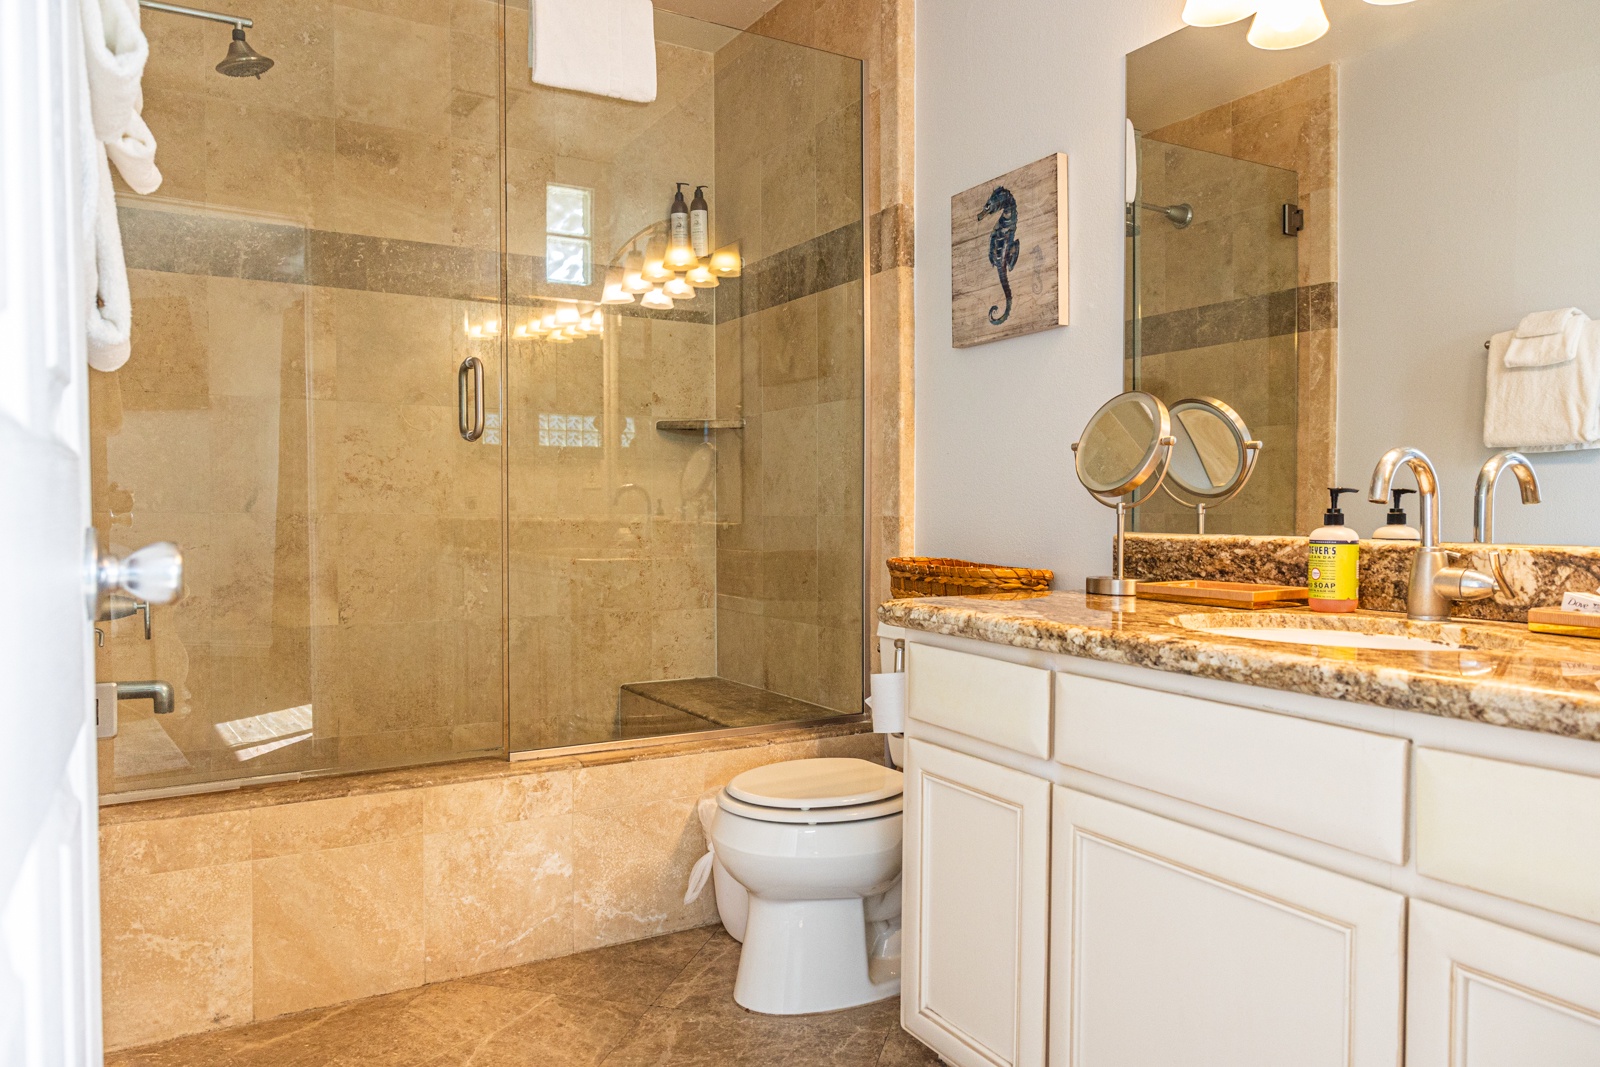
[655,419,746,432]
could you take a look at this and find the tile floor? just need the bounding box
[105,925,942,1066]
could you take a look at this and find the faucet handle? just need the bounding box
[1434,565,1498,604]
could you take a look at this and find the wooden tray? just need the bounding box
[1137,580,1311,609]
[1528,607,1600,640]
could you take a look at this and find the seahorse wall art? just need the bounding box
[950,153,1069,348]
[979,186,1020,326]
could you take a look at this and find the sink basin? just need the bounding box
[1172,612,1525,653]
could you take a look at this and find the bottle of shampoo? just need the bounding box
[669,184,691,256]
[1308,488,1360,614]
[690,185,710,258]
[1372,488,1420,542]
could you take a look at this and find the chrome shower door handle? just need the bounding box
[458,356,485,442]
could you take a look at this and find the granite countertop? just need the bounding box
[879,591,1600,742]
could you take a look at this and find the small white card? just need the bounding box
[1561,591,1600,615]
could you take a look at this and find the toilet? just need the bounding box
[709,757,904,1015]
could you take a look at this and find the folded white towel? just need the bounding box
[1484,323,1600,452]
[1506,307,1588,368]
[530,0,657,104]
[79,0,158,371]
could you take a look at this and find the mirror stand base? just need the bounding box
[1086,577,1139,597]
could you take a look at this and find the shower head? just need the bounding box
[216,26,274,77]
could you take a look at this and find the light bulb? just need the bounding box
[623,250,651,292]
[708,243,743,278]
[640,287,674,310]
[1247,0,1329,49]
[588,310,605,333]
[601,269,635,305]
[555,305,581,326]
[663,276,695,300]
[663,242,699,271]
[541,312,558,332]
[643,236,673,281]
[1181,0,1257,25]
[685,264,720,289]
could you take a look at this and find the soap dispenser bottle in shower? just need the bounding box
[1308,488,1360,614]
[669,183,692,258]
[690,186,710,258]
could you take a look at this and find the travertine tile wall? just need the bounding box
[1129,141,1300,535]
[712,0,915,697]
[1139,66,1338,536]
[99,725,882,1051]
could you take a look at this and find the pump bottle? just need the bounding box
[690,186,710,258]
[1308,488,1360,614]
[1372,488,1420,542]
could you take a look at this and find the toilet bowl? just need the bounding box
[710,757,904,1015]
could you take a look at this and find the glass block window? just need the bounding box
[546,184,592,286]
[538,414,636,448]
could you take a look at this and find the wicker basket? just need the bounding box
[888,557,1054,599]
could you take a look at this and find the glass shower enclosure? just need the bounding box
[92,5,866,797]
[1126,133,1299,534]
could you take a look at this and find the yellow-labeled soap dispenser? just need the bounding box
[1309,488,1359,614]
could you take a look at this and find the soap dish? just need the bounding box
[1137,580,1311,609]
[1528,607,1600,639]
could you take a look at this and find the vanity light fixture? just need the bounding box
[588,310,605,333]
[642,236,674,282]
[640,287,674,310]
[662,276,695,300]
[708,243,743,278]
[1181,0,1258,25]
[685,264,720,289]
[1247,0,1329,48]
[601,269,635,305]
[555,305,581,326]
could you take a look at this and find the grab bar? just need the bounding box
[458,356,484,442]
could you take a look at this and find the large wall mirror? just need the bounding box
[1127,0,1600,545]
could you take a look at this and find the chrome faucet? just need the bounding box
[1473,451,1541,543]
[1473,450,1541,594]
[1368,447,1499,621]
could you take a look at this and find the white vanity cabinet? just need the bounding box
[1407,900,1600,1066]
[894,627,1600,1067]
[1049,788,1404,1067]
[902,739,1052,1067]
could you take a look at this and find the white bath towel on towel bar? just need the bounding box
[529,0,657,104]
[1505,307,1588,368]
[1484,322,1600,452]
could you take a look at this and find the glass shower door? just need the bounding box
[93,0,506,794]
[1128,135,1300,535]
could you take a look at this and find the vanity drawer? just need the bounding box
[1055,673,1410,863]
[1416,748,1600,924]
[906,644,1052,758]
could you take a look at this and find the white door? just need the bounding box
[0,0,104,1063]
[1408,899,1600,1066]
[903,739,1051,1067]
[1049,788,1405,1067]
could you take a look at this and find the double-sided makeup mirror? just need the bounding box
[1162,397,1263,534]
[1073,391,1175,596]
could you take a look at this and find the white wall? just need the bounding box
[1338,0,1600,545]
[914,0,1182,588]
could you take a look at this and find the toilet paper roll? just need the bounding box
[868,671,906,734]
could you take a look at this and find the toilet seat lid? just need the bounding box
[726,758,903,810]
[717,790,903,825]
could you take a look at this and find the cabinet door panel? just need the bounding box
[1050,789,1404,1067]
[904,740,1051,1067]
[1408,900,1600,1067]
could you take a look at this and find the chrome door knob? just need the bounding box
[85,531,184,619]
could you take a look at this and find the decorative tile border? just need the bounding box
[1130,281,1337,358]
[120,203,893,326]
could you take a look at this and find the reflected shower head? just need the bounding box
[216,26,273,77]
